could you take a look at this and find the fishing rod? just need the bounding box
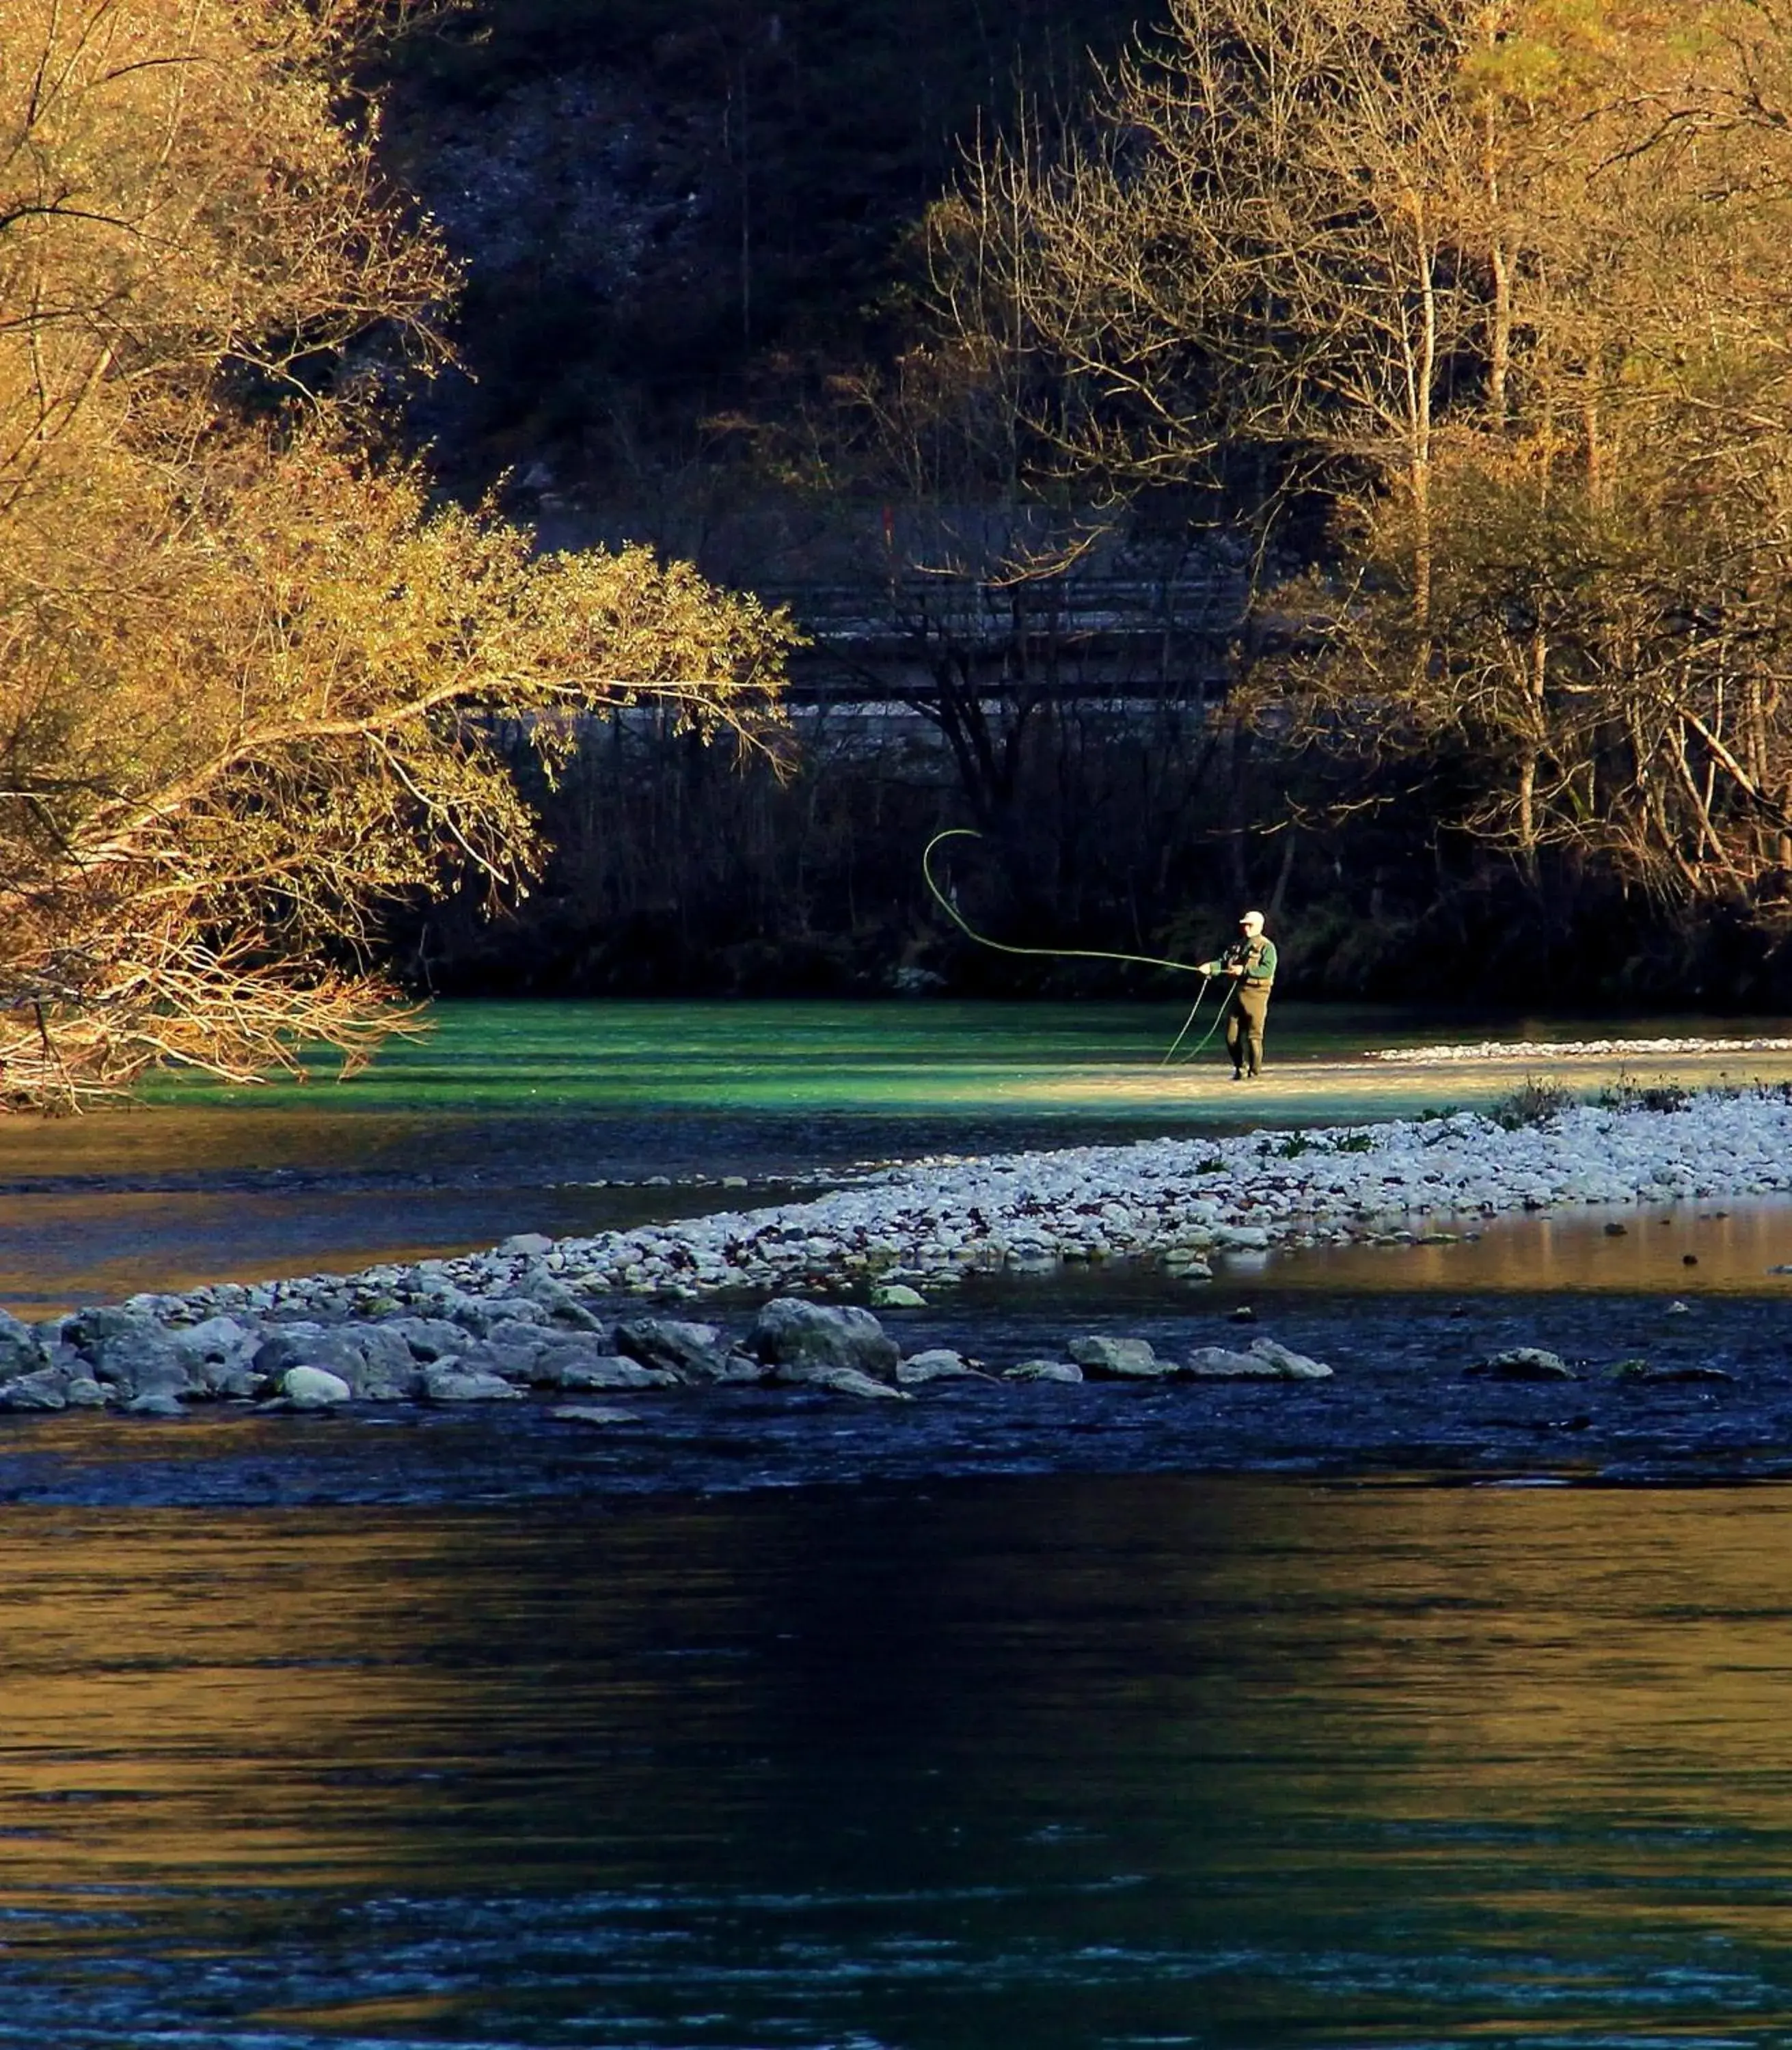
[921,828,1230,1064]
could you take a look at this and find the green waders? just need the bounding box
[1226,981,1272,1078]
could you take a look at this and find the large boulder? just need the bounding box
[256,1323,422,1400]
[474,1325,551,1382]
[1184,1346,1277,1378]
[182,1313,261,1362]
[614,1317,730,1381]
[534,1347,681,1392]
[1184,1339,1333,1380]
[255,1324,361,1380]
[420,1286,502,1336]
[281,1365,353,1408]
[70,1317,200,1400]
[1243,1338,1333,1380]
[1003,1360,1084,1384]
[708,1352,773,1385]
[119,1343,200,1399]
[344,1326,428,1401]
[180,1315,266,1396]
[378,1316,474,1363]
[515,1272,606,1331]
[747,1299,899,1384]
[56,1305,145,1350]
[1467,1347,1575,1381]
[0,1366,71,1411]
[483,1315,552,1351]
[896,1348,984,1386]
[422,1363,522,1403]
[0,1309,47,1382]
[870,1282,927,1309]
[1067,1335,1174,1380]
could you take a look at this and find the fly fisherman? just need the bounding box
[1199,911,1277,1080]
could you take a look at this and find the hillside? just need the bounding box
[380,0,1141,514]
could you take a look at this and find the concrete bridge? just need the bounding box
[760,562,1254,707]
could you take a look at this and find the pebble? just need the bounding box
[394,1093,1792,1308]
[9,1092,1792,1427]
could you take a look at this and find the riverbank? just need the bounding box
[480,1084,1792,1300]
[14,1002,1792,1317]
[1,1084,1790,1451]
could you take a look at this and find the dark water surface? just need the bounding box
[5,1471,1792,2048]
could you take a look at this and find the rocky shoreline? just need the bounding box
[3,1091,1791,1422]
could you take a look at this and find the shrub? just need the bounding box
[1490,1076,1578,1129]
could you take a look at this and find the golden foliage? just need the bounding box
[931,0,1792,921]
[0,0,792,1108]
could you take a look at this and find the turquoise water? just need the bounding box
[119,995,1792,1116]
[127,996,1412,1114]
[4,1471,1792,2047]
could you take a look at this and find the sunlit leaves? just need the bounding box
[931,0,1792,928]
[0,0,792,1109]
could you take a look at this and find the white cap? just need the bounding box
[1238,910,1264,931]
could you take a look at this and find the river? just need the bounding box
[5,1471,1792,2047]
[8,997,1792,1313]
[6,998,1792,2047]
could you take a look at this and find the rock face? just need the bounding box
[747,1300,900,1384]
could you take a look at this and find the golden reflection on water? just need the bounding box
[1273,1199,1792,1292]
[8,1469,1792,2050]
[0,1512,466,1891]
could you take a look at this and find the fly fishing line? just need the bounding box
[921,828,1229,1063]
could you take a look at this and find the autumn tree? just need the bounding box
[0,0,791,1108]
[929,0,1792,942]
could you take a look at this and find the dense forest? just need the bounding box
[7,0,1792,1109]
[377,0,1792,1011]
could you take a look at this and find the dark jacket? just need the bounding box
[1217,936,1276,989]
